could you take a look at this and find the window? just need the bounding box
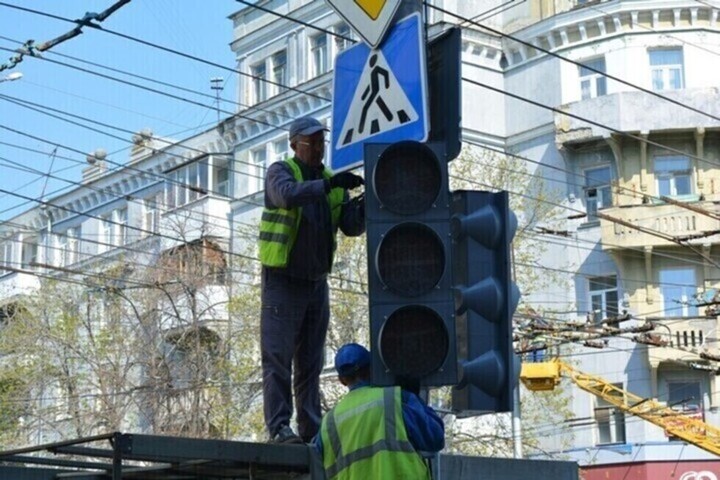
[58,227,79,266]
[595,383,626,445]
[334,23,352,53]
[650,48,684,91]
[660,268,698,317]
[186,163,200,203]
[271,50,287,95]
[115,208,128,246]
[584,166,612,217]
[589,276,619,324]
[0,241,12,274]
[272,139,289,162]
[251,61,267,103]
[144,193,161,235]
[99,213,113,252]
[249,148,267,194]
[668,382,702,414]
[166,159,210,209]
[310,34,329,77]
[212,157,229,197]
[655,155,692,196]
[21,235,38,269]
[579,57,607,100]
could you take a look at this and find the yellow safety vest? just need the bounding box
[320,386,431,480]
[259,158,344,268]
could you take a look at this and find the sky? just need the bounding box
[0,0,243,221]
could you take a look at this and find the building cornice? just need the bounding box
[501,0,720,69]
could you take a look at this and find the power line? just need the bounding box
[426,1,720,124]
[0,1,329,102]
[235,0,355,43]
[0,34,298,122]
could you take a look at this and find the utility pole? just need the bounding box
[210,77,224,124]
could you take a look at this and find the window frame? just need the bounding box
[272,138,289,162]
[578,57,607,100]
[588,275,619,325]
[584,165,612,218]
[594,383,627,445]
[310,33,329,77]
[58,227,80,266]
[21,235,38,269]
[165,158,210,210]
[649,48,684,91]
[333,23,352,54]
[251,60,267,103]
[271,50,287,96]
[249,147,267,195]
[654,155,692,197]
[659,267,698,317]
[143,193,161,236]
[114,208,128,246]
[0,240,13,275]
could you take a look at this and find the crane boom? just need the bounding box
[520,359,720,456]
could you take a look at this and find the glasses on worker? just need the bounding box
[297,139,328,147]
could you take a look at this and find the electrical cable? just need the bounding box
[0,1,330,102]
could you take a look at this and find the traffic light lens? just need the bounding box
[374,141,442,215]
[379,305,449,378]
[377,223,445,296]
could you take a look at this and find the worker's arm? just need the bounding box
[401,391,445,452]
[264,161,326,209]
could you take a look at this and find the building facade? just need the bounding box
[2,0,720,474]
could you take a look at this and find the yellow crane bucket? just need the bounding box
[520,361,562,391]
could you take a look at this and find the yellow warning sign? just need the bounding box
[327,0,402,47]
[355,0,385,20]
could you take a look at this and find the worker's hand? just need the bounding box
[329,172,364,190]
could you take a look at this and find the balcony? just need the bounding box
[160,196,232,251]
[599,201,720,251]
[556,87,720,144]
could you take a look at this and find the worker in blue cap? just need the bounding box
[259,116,366,444]
[315,343,444,479]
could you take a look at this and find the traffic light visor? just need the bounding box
[373,141,443,215]
[379,305,450,378]
[377,223,445,296]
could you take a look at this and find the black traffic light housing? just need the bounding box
[364,141,458,388]
[451,190,521,415]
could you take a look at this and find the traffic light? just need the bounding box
[364,141,458,388]
[451,190,521,415]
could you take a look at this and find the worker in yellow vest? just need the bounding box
[259,117,365,444]
[316,343,445,479]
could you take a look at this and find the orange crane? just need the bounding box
[520,359,720,456]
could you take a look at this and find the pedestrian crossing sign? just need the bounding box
[330,13,428,172]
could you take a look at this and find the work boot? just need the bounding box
[272,424,303,444]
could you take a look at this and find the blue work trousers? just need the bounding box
[261,268,329,441]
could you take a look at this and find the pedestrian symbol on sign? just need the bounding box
[330,13,427,173]
[337,50,418,148]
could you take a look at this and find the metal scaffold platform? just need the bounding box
[0,432,579,479]
[0,432,323,479]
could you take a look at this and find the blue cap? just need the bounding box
[335,343,371,376]
[289,116,327,139]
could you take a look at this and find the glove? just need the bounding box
[328,172,364,190]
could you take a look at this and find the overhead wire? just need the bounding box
[0,1,329,102]
[1,0,716,438]
[4,0,716,356]
[425,1,720,123]
[0,35,300,122]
